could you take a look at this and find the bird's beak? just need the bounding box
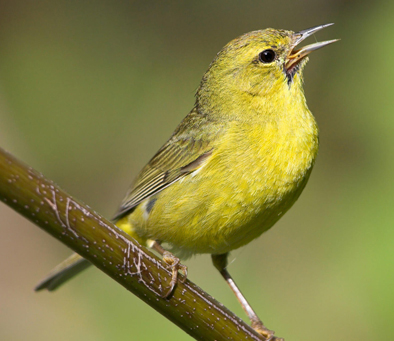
[285,23,338,73]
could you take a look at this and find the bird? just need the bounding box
[36,24,337,339]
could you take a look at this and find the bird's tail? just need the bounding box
[34,253,91,291]
[35,216,144,291]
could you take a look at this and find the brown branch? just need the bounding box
[0,147,280,340]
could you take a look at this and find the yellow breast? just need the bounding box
[125,102,318,258]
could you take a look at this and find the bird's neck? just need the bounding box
[196,73,312,127]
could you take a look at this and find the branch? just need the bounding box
[0,147,277,340]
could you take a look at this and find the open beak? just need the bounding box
[285,23,338,73]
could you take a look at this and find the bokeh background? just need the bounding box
[1,1,393,340]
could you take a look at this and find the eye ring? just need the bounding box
[258,49,276,63]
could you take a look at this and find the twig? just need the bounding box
[0,147,280,341]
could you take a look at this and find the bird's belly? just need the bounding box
[131,150,314,258]
[129,121,318,258]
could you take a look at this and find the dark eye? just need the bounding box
[258,49,276,63]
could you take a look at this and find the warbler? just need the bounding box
[36,24,337,339]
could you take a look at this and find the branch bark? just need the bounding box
[0,147,277,340]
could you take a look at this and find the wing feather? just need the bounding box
[113,108,222,220]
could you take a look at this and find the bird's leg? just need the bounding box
[150,240,188,298]
[212,253,282,341]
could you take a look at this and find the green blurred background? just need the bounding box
[1,1,393,340]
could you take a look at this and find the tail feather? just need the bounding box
[35,218,138,291]
[35,253,91,291]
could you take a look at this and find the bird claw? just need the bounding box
[251,320,283,341]
[161,251,188,298]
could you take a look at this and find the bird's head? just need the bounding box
[196,24,337,116]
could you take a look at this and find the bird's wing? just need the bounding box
[113,109,222,220]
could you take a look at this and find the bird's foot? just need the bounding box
[161,251,188,298]
[251,319,284,341]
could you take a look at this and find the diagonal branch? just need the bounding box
[0,147,279,340]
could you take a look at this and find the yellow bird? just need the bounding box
[36,24,337,339]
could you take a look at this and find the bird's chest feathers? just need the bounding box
[214,114,318,210]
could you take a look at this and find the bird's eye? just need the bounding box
[258,49,276,63]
